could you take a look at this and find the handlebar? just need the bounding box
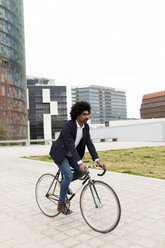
[87,164,106,176]
[79,164,106,180]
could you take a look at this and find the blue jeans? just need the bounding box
[57,157,84,204]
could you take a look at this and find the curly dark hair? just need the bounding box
[70,101,91,121]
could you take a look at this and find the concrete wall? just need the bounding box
[90,119,165,142]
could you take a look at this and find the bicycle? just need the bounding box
[35,165,121,233]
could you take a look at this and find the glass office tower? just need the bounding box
[72,85,127,124]
[0,0,28,139]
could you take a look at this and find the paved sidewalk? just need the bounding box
[0,142,165,248]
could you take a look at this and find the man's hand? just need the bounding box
[79,163,88,173]
[96,160,106,170]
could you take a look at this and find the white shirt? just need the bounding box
[75,121,99,165]
[75,121,84,148]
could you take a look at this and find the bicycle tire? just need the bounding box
[80,180,121,233]
[35,173,61,217]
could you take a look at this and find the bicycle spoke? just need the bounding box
[35,174,61,217]
[80,180,121,233]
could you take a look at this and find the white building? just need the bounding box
[90,118,165,142]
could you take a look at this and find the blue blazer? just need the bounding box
[49,120,99,165]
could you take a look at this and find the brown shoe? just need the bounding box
[67,188,73,195]
[57,203,73,215]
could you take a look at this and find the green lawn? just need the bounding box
[23,146,165,179]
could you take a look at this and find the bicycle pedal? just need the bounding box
[67,188,73,195]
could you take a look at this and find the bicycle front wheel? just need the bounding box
[80,180,121,233]
[35,174,60,217]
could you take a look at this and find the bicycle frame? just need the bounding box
[45,170,61,202]
[68,171,90,201]
[48,168,102,209]
[68,164,105,206]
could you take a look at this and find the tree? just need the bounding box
[0,123,8,140]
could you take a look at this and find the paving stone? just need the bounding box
[67,228,84,236]
[74,232,93,242]
[112,237,132,247]
[72,243,93,248]
[87,237,105,247]
[46,244,67,248]
[0,143,165,248]
[60,237,80,247]
[128,245,144,248]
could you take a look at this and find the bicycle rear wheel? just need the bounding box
[80,180,121,233]
[35,174,61,217]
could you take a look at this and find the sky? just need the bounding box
[23,0,165,118]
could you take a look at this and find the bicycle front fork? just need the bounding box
[89,180,102,208]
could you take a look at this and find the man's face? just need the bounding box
[77,110,89,124]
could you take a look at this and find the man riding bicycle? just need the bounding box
[50,101,105,215]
